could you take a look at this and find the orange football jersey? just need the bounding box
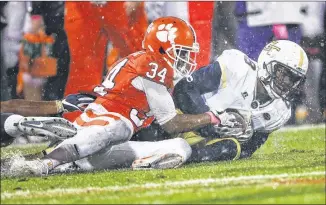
[92,51,174,131]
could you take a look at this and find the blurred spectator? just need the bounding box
[299,2,325,124]
[144,2,165,23]
[234,2,306,61]
[18,15,61,101]
[322,5,326,121]
[0,1,8,99]
[64,2,147,96]
[210,1,237,59]
[0,2,7,30]
[27,1,70,101]
[0,2,27,100]
[145,2,188,23]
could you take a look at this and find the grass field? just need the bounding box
[1,125,325,204]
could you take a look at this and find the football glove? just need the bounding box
[211,110,247,139]
[61,94,96,112]
[210,110,241,127]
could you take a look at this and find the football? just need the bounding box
[225,109,248,133]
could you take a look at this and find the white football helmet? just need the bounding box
[257,40,309,101]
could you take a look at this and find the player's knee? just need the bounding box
[104,121,133,144]
[44,144,80,163]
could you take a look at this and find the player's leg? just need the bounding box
[68,138,192,171]
[126,2,148,52]
[190,137,241,163]
[12,139,139,173]
[131,138,192,170]
[73,141,139,171]
[180,131,241,163]
[8,111,134,176]
[28,138,191,172]
[101,2,134,58]
[64,2,106,96]
[239,131,269,159]
[104,3,147,68]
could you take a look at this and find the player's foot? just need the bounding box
[131,153,184,170]
[8,157,48,177]
[16,117,77,141]
[189,138,241,163]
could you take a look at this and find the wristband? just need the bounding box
[31,15,42,20]
[206,112,220,125]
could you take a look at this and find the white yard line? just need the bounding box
[2,171,325,199]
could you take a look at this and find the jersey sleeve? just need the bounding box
[139,77,177,125]
[173,61,222,114]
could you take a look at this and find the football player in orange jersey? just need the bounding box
[7,17,243,177]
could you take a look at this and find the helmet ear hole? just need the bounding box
[159,47,166,54]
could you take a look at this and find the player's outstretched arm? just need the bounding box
[0,99,64,116]
[142,78,240,135]
[161,113,212,135]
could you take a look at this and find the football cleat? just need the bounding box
[131,153,184,170]
[16,117,77,141]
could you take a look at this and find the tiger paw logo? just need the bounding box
[156,24,178,44]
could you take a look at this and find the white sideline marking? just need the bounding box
[276,123,325,132]
[2,171,325,199]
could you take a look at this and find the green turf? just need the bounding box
[1,127,325,204]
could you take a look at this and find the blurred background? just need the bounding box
[1,1,325,131]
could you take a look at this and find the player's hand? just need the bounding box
[210,110,240,127]
[210,110,247,138]
[61,94,96,112]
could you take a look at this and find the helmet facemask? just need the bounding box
[261,60,306,101]
[166,43,199,81]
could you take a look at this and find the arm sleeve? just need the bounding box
[141,78,177,125]
[173,61,222,114]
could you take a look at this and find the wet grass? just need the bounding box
[1,127,325,204]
